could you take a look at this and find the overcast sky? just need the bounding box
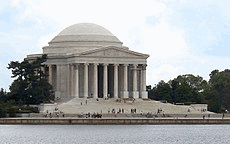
[1,0,230,91]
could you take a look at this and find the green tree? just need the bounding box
[170,79,178,103]
[149,74,208,104]
[0,88,15,118]
[150,80,172,102]
[206,69,230,112]
[170,74,207,103]
[0,107,7,118]
[209,69,219,81]
[8,54,54,105]
[0,88,7,102]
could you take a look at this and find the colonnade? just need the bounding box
[48,63,147,99]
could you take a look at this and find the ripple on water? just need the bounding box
[0,125,230,144]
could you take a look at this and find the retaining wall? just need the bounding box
[0,118,230,125]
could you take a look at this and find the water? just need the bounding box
[0,125,229,144]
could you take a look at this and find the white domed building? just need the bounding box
[27,23,149,100]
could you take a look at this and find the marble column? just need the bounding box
[114,64,119,99]
[71,64,75,97]
[141,64,148,99]
[103,64,108,99]
[93,63,98,98]
[48,65,52,85]
[84,63,89,98]
[66,64,70,97]
[55,64,61,98]
[123,64,129,98]
[132,64,139,98]
[74,64,79,98]
[56,65,61,91]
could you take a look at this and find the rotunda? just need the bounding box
[43,23,123,54]
[27,23,149,99]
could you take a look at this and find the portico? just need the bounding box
[47,56,148,99]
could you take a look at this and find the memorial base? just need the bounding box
[132,91,139,99]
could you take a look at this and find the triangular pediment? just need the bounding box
[79,46,149,59]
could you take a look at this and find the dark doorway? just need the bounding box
[98,65,103,98]
[108,65,114,98]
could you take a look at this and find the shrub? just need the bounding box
[0,107,7,118]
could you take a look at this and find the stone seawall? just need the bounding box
[1,118,230,125]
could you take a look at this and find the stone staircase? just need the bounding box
[56,98,214,115]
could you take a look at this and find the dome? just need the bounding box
[59,23,114,36]
[49,23,122,44]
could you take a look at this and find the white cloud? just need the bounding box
[3,0,228,90]
[37,32,59,48]
[12,0,190,86]
[14,34,32,40]
[21,0,169,50]
[188,55,208,64]
[147,64,183,84]
[11,0,22,7]
[20,0,166,45]
[140,21,188,59]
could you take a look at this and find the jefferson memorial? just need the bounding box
[27,23,149,99]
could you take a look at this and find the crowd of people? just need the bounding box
[43,107,65,118]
